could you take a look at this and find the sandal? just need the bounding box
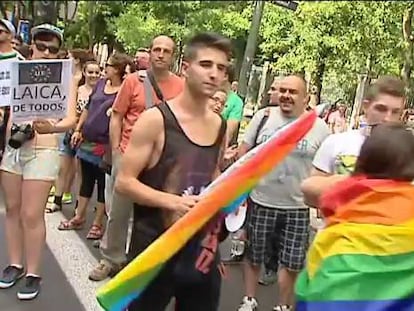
[86,224,104,240]
[45,203,62,214]
[57,218,85,231]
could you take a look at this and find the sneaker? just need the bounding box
[92,240,101,248]
[0,265,25,289]
[238,296,258,311]
[62,193,73,204]
[223,239,245,264]
[89,260,119,281]
[273,305,292,311]
[17,275,41,300]
[49,186,55,196]
[258,269,277,286]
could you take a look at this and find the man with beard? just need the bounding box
[89,35,183,281]
[237,75,329,311]
[115,32,230,311]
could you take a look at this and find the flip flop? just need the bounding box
[57,218,84,230]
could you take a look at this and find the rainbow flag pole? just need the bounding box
[97,108,319,311]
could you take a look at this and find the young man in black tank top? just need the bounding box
[115,33,232,311]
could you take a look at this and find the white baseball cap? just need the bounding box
[31,23,64,45]
[0,19,16,36]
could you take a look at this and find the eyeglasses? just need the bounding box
[211,96,226,105]
[35,41,60,54]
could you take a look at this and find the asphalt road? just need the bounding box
[0,194,280,311]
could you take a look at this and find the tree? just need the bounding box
[402,4,414,102]
[63,1,127,50]
[111,1,252,53]
[260,1,408,106]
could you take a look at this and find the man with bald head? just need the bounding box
[236,75,329,311]
[89,35,183,281]
[134,48,150,71]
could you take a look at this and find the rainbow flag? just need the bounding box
[97,110,318,311]
[296,176,414,311]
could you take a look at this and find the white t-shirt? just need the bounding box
[312,129,365,175]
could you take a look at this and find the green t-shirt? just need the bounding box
[221,91,243,121]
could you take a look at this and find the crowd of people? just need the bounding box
[0,16,412,311]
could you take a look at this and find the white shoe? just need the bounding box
[238,296,258,311]
[273,305,292,311]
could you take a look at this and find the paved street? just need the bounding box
[0,195,280,311]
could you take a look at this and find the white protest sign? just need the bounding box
[11,59,72,122]
[0,58,14,107]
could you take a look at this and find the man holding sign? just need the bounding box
[0,24,77,301]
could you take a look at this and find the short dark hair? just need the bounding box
[70,48,95,66]
[354,123,414,181]
[226,63,236,83]
[109,53,131,79]
[183,32,232,62]
[15,44,31,59]
[14,35,23,44]
[365,75,405,101]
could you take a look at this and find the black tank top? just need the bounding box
[129,102,226,267]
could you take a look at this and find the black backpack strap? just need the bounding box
[216,117,227,146]
[142,74,154,110]
[147,70,165,102]
[253,107,270,146]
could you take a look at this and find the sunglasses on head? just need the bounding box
[35,41,60,54]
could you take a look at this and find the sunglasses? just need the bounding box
[35,41,60,54]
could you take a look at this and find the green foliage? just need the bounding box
[59,0,414,105]
[260,1,410,103]
[111,1,252,53]
[63,1,127,49]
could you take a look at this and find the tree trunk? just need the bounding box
[238,0,265,101]
[0,2,8,19]
[29,1,35,24]
[88,1,95,50]
[402,5,414,105]
[64,0,69,24]
[311,58,326,107]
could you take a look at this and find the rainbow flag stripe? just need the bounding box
[97,110,318,311]
[296,177,414,311]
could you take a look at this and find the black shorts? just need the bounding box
[127,219,222,311]
[128,259,221,311]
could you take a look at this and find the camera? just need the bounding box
[9,123,35,149]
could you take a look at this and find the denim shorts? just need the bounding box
[58,132,76,157]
